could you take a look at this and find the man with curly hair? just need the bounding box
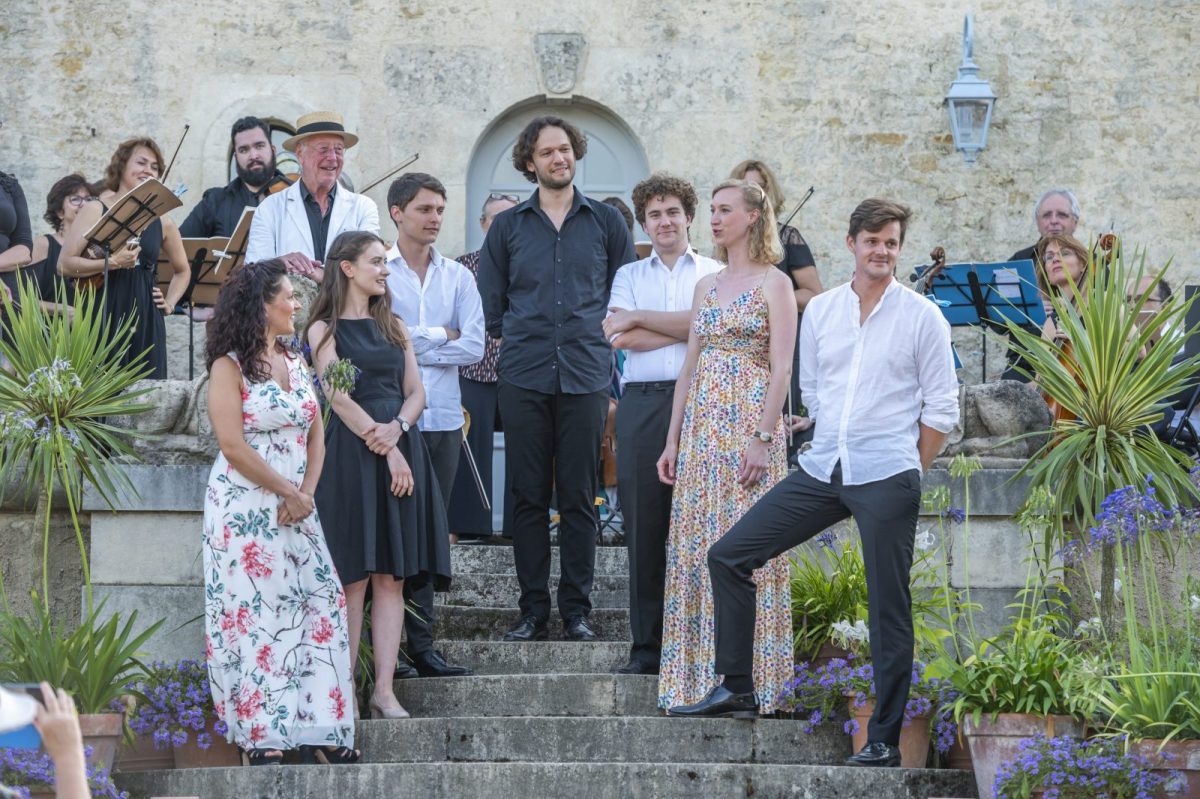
[478,115,635,643]
[601,173,720,674]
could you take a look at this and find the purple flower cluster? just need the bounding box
[0,745,127,799]
[940,507,966,524]
[776,656,959,753]
[125,658,224,750]
[1058,479,1187,566]
[815,530,838,549]
[993,735,1177,799]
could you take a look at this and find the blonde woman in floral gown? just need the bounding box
[202,259,358,766]
[656,180,796,715]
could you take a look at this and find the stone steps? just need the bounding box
[434,640,629,674]
[116,762,976,799]
[392,673,658,717]
[438,572,630,609]
[452,543,629,576]
[434,605,632,641]
[354,715,849,764]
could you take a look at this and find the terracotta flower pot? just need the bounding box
[173,721,241,769]
[1130,738,1200,799]
[806,641,852,671]
[78,712,124,773]
[962,713,1085,799]
[946,735,973,770]
[113,733,175,772]
[846,697,932,768]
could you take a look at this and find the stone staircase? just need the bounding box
[116,543,977,798]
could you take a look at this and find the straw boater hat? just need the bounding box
[0,686,37,734]
[282,112,359,152]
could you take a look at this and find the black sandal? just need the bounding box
[299,744,361,765]
[241,748,284,766]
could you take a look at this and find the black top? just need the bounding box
[1010,244,1038,264]
[5,235,71,305]
[478,186,636,395]
[0,173,33,256]
[300,180,337,263]
[178,171,287,238]
[776,223,816,286]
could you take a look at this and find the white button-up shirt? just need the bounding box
[607,247,722,386]
[797,278,959,485]
[386,244,485,432]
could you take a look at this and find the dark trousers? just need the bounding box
[402,428,460,656]
[708,465,921,745]
[616,381,675,667]
[499,380,608,622]
[449,377,510,536]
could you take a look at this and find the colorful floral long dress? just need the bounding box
[657,276,793,713]
[203,351,354,751]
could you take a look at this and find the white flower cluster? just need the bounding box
[1074,616,1103,637]
[1191,594,1199,613]
[914,527,937,552]
[831,619,870,646]
[23,357,82,398]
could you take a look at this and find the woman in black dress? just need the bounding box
[305,230,451,720]
[0,171,34,303]
[60,138,190,379]
[25,174,97,315]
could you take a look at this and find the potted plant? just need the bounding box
[992,735,1179,798]
[0,745,127,799]
[124,659,238,769]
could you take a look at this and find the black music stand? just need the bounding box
[1164,285,1200,454]
[915,259,1047,381]
[212,207,254,279]
[83,179,183,305]
[158,239,223,380]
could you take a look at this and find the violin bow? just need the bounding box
[361,153,420,194]
[161,124,191,185]
[778,186,814,229]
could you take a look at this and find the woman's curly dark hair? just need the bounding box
[510,116,587,183]
[205,259,289,382]
[43,173,94,232]
[103,137,165,193]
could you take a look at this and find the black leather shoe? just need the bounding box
[412,649,474,678]
[613,660,659,675]
[394,659,418,679]
[503,615,548,642]
[845,741,901,767]
[563,615,597,641]
[667,684,759,719]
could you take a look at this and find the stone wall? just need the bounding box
[2,1,1197,379]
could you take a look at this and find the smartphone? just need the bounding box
[0,683,41,750]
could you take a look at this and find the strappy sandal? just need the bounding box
[299,744,361,765]
[241,748,284,766]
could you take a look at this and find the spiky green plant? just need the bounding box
[0,277,155,612]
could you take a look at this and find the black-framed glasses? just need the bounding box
[67,195,95,207]
[488,192,520,203]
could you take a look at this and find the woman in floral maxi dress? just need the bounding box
[656,180,797,714]
[202,259,358,765]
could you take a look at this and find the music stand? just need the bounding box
[915,259,1047,381]
[212,207,254,278]
[158,238,224,380]
[1165,285,1200,452]
[83,179,182,298]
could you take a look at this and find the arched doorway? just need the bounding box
[464,98,650,252]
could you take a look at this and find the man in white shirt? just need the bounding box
[670,200,959,771]
[602,174,721,675]
[384,172,484,679]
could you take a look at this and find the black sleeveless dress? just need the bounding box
[314,318,452,589]
[94,202,167,379]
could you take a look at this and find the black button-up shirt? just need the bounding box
[479,187,635,395]
[300,180,337,263]
[178,172,286,239]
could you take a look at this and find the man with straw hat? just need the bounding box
[246,111,379,281]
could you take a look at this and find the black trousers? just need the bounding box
[402,428,460,655]
[615,381,676,667]
[499,380,608,622]
[449,377,510,536]
[708,465,921,745]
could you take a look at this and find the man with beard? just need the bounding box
[478,116,635,643]
[179,117,289,238]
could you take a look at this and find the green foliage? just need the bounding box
[1000,247,1200,544]
[0,597,161,714]
[0,278,154,611]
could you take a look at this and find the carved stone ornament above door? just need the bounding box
[535,33,587,95]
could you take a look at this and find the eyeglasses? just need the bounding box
[66,195,94,207]
[311,145,345,158]
[488,192,520,203]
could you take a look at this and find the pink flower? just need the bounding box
[249,723,266,743]
[256,644,273,673]
[235,685,262,721]
[219,609,236,635]
[329,686,346,720]
[310,615,335,645]
[235,606,254,636]
[205,635,214,660]
[337,591,347,609]
[222,525,232,547]
[240,541,274,580]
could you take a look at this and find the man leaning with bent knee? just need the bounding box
[668,198,959,769]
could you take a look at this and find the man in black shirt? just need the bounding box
[479,116,636,643]
[179,117,287,239]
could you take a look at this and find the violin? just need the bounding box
[264,171,298,196]
[918,246,947,295]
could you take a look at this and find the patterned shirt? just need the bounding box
[458,249,500,383]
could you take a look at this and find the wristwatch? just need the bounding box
[394,414,411,434]
[753,430,772,443]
